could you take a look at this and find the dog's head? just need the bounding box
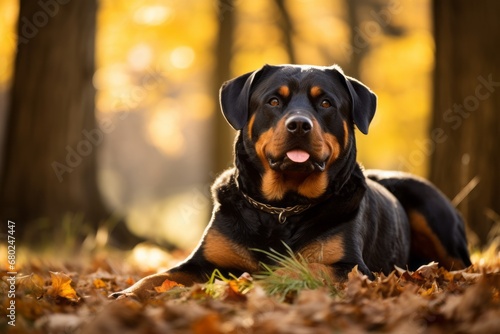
[220,64,376,202]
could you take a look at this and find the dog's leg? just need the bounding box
[108,265,205,300]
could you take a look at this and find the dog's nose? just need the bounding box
[285,115,313,135]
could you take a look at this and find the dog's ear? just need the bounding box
[330,66,377,135]
[345,76,377,134]
[219,65,275,130]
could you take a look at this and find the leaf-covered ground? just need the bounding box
[1,245,500,334]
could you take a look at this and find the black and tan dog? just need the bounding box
[111,64,471,299]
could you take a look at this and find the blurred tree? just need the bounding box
[345,0,368,78]
[213,0,236,174]
[345,0,405,77]
[430,0,500,246]
[0,0,137,247]
[276,0,296,64]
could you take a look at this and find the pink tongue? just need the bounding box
[286,150,310,163]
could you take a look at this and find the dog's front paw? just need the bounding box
[109,272,172,301]
[108,288,141,300]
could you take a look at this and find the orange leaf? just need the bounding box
[125,277,135,286]
[420,281,439,297]
[154,279,184,293]
[48,271,80,302]
[93,278,107,289]
[225,280,247,301]
[228,280,240,294]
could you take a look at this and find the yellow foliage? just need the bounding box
[48,271,80,302]
[0,0,434,203]
[0,0,17,84]
[93,278,107,289]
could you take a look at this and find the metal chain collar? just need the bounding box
[241,192,312,224]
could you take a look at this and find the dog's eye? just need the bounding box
[320,100,332,108]
[268,98,280,107]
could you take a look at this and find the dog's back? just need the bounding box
[365,170,471,270]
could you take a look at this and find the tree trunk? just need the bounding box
[345,0,404,78]
[430,0,500,246]
[213,0,237,175]
[275,0,297,64]
[0,0,109,244]
[345,0,365,79]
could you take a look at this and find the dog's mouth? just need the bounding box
[268,149,327,173]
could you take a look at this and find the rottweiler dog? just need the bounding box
[111,64,471,300]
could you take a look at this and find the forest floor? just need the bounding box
[1,243,500,334]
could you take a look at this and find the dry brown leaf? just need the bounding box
[461,271,484,282]
[154,278,184,293]
[246,285,285,314]
[93,278,107,289]
[374,271,403,298]
[125,277,135,286]
[415,262,439,280]
[48,271,80,302]
[439,267,462,282]
[225,279,247,302]
[420,281,439,297]
[394,265,407,276]
[18,273,45,298]
[189,284,211,299]
[6,249,500,334]
[191,313,221,334]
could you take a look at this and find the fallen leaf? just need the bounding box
[415,262,439,280]
[18,273,45,298]
[225,280,247,301]
[154,279,184,293]
[93,278,107,289]
[125,277,135,286]
[226,272,254,299]
[420,281,439,297]
[461,272,483,282]
[48,271,80,302]
[189,284,211,299]
[191,313,221,334]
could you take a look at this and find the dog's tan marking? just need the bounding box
[247,114,256,140]
[294,120,335,198]
[279,85,290,98]
[255,127,274,167]
[256,118,291,200]
[324,133,341,167]
[343,120,349,149]
[203,229,259,272]
[257,118,341,200]
[297,173,328,198]
[275,263,337,282]
[408,210,467,270]
[262,170,287,200]
[299,234,345,265]
[262,171,330,200]
[310,86,322,98]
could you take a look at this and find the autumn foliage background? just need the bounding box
[1,0,500,333]
[0,0,437,248]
